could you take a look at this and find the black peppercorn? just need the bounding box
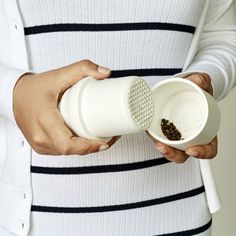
[161,118,182,141]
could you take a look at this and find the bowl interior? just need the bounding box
[148,80,208,143]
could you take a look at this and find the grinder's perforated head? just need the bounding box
[128,79,154,129]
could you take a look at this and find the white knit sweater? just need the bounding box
[17,1,213,235]
[0,0,235,235]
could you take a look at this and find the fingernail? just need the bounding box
[97,66,111,74]
[186,149,198,157]
[156,146,167,154]
[99,144,109,152]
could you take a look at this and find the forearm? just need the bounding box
[184,0,236,100]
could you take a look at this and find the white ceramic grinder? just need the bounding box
[147,78,221,214]
[59,76,154,141]
[147,78,221,150]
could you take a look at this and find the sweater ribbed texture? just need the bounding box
[18,0,211,235]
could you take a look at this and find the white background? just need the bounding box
[212,87,236,236]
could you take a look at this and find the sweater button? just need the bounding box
[21,139,25,148]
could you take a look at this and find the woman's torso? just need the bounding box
[17,0,212,235]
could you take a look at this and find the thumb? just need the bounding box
[57,59,111,92]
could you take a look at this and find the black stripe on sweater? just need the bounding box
[24,22,196,35]
[31,186,205,213]
[110,68,182,78]
[31,157,171,175]
[155,219,212,236]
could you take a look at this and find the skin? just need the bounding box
[13,60,217,160]
[153,73,218,163]
[13,60,118,155]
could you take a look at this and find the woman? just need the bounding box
[0,0,235,235]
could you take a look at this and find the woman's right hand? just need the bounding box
[13,60,114,155]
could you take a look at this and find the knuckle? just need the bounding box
[191,73,201,80]
[202,73,211,83]
[32,134,46,147]
[199,74,211,89]
[77,144,90,155]
[80,59,92,71]
[196,75,205,85]
[57,142,71,155]
[163,150,174,159]
[191,74,200,79]
[190,74,206,87]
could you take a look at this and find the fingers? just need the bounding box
[13,60,115,156]
[185,137,218,159]
[155,137,218,163]
[57,59,111,90]
[185,73,213,95]
[66,137,109,155]
[38,108,109,155]
[155,142,189,163]
[29,126,58,155]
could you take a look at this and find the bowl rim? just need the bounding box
[147,78,209,145]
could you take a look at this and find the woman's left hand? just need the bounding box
[151,73,218,163]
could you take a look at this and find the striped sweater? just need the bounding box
[17,0,212,235]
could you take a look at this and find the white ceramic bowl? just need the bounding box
[147,78,221,151]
